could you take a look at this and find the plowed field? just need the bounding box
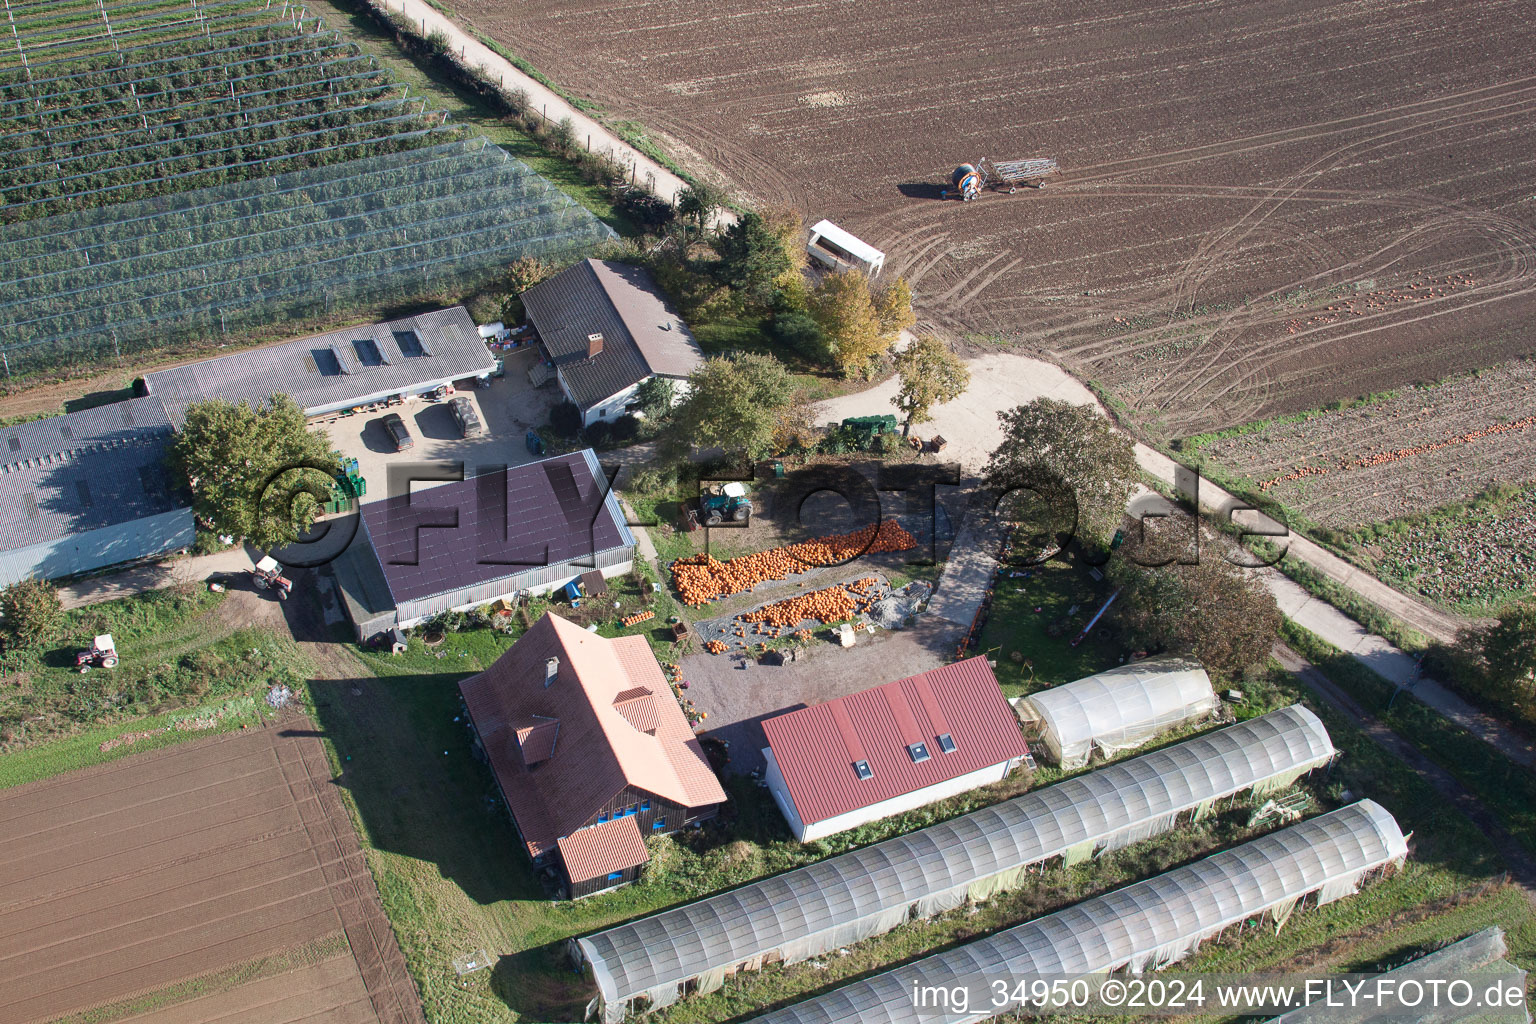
[443,0,1536,435]
[0,726,423,1024]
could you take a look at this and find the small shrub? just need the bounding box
[550,116,577,155]
[549,401,583,438]
[0,578,62,654]
[584,420,612,446]
[611,414,641,441]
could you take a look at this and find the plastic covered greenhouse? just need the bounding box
[1023,656,1217,767]
[747,800,1409,1024]
[1269,926,1528,1023]
[575,706,1334,1022]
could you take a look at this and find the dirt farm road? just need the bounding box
[815,352,1465,646]
[364,0,730,225]
[815,353,1536,768]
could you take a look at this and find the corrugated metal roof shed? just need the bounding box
[143,307,493,426]
[761,657,1027,826]
[361,450,632,605]
[0,396,180,548]
[521,259,703,411]
[577,705,1335,1021]
[746,800,1407,1024]
[1026,655,1218,767]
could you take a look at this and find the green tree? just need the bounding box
[0,577,62,654]
[712,211,799,309]
[808,271,885,377]
[1455,603,1536,719]
[166,395,341,552]
[498,255,561,325]
[874,276,916,338]
[984,398,1138,548]
[634,376,676,419]
[1109,555,1282,679]
[892,335,969,434]
[665,353,796,462]
[677,181,729,233]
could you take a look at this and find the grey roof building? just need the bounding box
[144,307,494,426]
[332,449,636,639]
[521,260,704,426]
[0,397,193,586]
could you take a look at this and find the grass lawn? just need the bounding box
[974,557,1124,698]
[0,695,278,790]
[1283,623,1536,858]
[0,587,310,750]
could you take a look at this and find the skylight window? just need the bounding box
[853,760,873,780]
[936,733,957,754]
[907,742,931,763]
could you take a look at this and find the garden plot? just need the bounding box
[1356,488,1536,610]
[1190,358,1536,529]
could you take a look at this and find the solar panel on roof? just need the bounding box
[328,344,353,375]
[59,424,72,440]
[76,479,93,506]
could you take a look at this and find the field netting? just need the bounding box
[0,138,615,376]
[0,5,457,221]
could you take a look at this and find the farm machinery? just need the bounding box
[75,634,119,671]
[250,555,293,600]
[942,157,1060,201]
[701,481,752,525]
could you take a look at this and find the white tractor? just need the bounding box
[250,555,293,600]
[76,634,119,671]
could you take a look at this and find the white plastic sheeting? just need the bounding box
[576,706,1334,1021]
[1269,926,1530,1024]
[1025,656,1217,767]
[747,800,1408,1024]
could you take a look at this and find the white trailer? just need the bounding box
[807,220,885,276]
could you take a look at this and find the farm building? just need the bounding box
[0,397,193,586]
[459,612,726,898]
[521,259,704,427]
[1020,655,1217,767]
[142,307,494,426]
[761,658,1028,842]
[746,800,1409,1024]
[1270,926,1528,1023]
[573,705,1334,1022]
[330,449,635,639]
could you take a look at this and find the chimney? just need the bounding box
[586,332,604,359]
[544,656,559,687]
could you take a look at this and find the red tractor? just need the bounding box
[76,634,119,671]
[250,555,293,600]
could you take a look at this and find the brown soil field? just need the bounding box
[0,726,423,1024]
[1192,358,1536,527]
[444,0,1536,435]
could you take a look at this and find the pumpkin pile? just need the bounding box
[739,576,880,628]
[704,639,729,654]
[621,609,655,627]
[670,520,917,606]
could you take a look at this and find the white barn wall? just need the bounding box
[765,747,1015,842]
[0,507,194,586]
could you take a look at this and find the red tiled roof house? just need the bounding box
[761,657,1029,842]
[460,612,726,898]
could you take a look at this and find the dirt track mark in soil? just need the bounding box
[445,0,1536,434]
